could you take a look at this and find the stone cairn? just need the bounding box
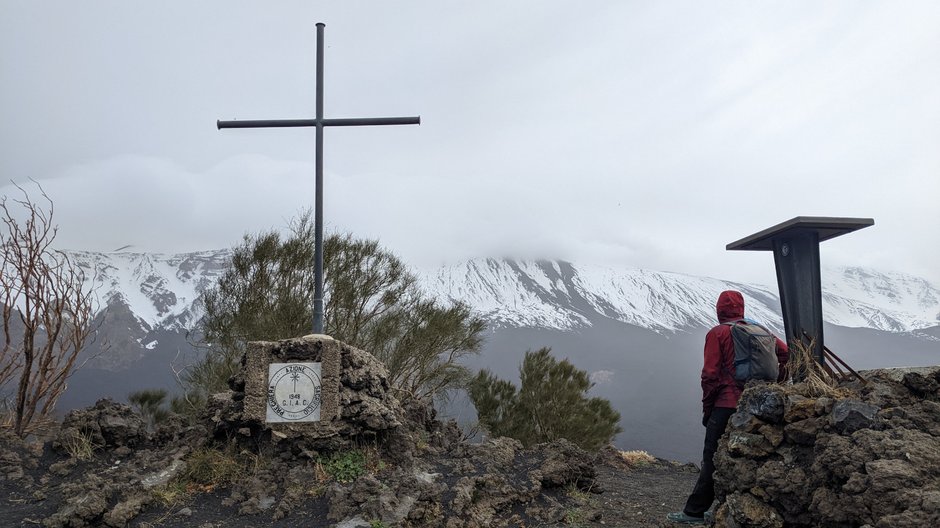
[204,335,598,527]
[209,334,411,454]
[713,366,940,528]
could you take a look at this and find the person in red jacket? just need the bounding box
[668,290,788,524]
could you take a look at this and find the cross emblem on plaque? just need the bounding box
[217,23,420,334]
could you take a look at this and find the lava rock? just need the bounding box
[54,399,147,452]
[715,366,940,528]
[727,431,774,458]
[902,372,939,398]
[530,438,595,489]
[718,492,784,528]
[784,395,818,423]
[103,493,153,527]
[730,410,765,433]
[830,400,879,434]
[740,386,786,424]
[758,425,784,448]
[865,459,923,493]
[140,458,187,489]
[783,417,824,445]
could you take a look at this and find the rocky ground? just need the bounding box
[5,335,936,528]
[0,336,703,528]
[0,401,700,528]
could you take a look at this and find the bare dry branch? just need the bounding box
[0,182,94,436]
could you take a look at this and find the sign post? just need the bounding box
[727,216,874,365]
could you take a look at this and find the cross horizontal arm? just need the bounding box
[324,116,420,127]
[217,116,420,129]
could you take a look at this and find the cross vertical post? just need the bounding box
[217,22,420,335]
[314,22,325,334]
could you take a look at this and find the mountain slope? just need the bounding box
[418,259,940,333]
[72,250,230,332]
[68,251,940,340]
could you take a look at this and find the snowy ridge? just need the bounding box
[419,259,940,333]
[70,250,230,331]
[65,251,939,337]
[821,266,940,331]
[419,260,783,332]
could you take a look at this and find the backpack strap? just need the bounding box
[718,320,741,381]
[723,319,773,333]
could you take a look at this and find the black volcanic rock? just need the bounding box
[739,384,786,424]
[54,399,147,451]
[829,399,879,434]
[714,367,940,528]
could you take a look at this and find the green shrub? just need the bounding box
[469,348,622,451]
[318,450,367,483]
[179,213,485,413]
[128,388,170,430]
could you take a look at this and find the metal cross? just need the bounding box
[217,23,420,335]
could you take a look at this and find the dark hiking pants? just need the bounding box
[683,407,735,517]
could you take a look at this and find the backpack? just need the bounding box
[723,320,779,385]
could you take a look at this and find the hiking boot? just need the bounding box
[666,511,705,524]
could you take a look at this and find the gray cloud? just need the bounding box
[2,1,938,286]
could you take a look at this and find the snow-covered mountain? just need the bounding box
[68,250,939,354]
[822,267,940,332]
[72,250,230,332]
[419,259,940,334]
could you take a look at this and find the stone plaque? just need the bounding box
[266,362,322,423]
[244,336,341,427]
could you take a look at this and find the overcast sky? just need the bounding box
[2,1,938,286]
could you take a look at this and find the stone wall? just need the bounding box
[713,366,940,528]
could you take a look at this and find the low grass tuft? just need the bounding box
[565,506,587,527]
[59,429,99,461]
[151,444,266,507]
[152,479,188,506]
[564,482,599,527]
[183,448,241,487]
[566,483,590,502]
[619,449,655,468]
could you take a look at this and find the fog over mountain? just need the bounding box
[62,250,940,461]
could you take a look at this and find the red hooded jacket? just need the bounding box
[701,290,789,415]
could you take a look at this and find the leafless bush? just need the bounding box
[0,182,94,436]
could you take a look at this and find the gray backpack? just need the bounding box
[724,320,779,385]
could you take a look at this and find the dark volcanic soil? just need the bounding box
[592,456,701,527]
[1,427,700,528]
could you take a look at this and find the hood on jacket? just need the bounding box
[717,290,745,323]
